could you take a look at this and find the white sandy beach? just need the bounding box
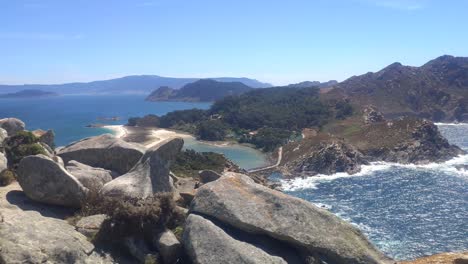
[103,125,193,148]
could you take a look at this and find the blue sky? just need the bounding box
[1,0,467,85]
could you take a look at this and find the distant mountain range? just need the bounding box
[0,75,272,95]
[325,55,468,122]
[0,89,59,99]
[145,79,253,102]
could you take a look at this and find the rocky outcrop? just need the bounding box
[58,134,146,174]
[363,105,386,124]
[0,152,6,172]
[155,229,183,264]
[75,214,107,238]
[292,140,367,176]
[369,119,465,164]
[66,160,114,190]
[188,172,392,264]
[16,154,88,207]
[183,214,293,264]
[0,182,113,263]
[0,128,7,149]
[198,170,222,184]
[101,138,184,199]
[0,118,25,136]
[33,129,55,148]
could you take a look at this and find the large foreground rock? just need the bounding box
[0,182,113,263]
[0,118,25,136]
[101,138,184,199]
[183,214,291,264]
[58,134,146,174]
[16,154,88,207]
[190,172,392,264]
[66,160,114,190]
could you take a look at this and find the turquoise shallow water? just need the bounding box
[0,95,269,169]
[275,124,468,261]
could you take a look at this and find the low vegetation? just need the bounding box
[0,169,16,186]
[4,131,47,169]
[170,149,229,177]
[78,191,185,244]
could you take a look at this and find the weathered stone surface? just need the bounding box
[0,118,25,136]
[101,138,184,199]
[155,229,183,264]
[58,134,146,174]
[33,129,55,148]
[67,160,114,190]
[0,182,113,264]
[183,214,289,264]
[0,128,7,148]
[199,170,221,184]
[75,214,107,238]
[0,152,6,172]
[294,140,367,176]
[173,176,198,206]
[191,172,392,264]
[16,154,88,207]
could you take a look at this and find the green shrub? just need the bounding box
[0,169,16,186]
[335,100,354,120]
[241,127,292,152]
[171,149,228,177]
[4,131,46,169]
[196,120,228,141]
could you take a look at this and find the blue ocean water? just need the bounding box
[0,95,269,169]
[278,124,468,261]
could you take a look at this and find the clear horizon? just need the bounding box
[1,0,467,86]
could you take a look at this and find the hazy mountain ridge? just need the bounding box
[0,75,271,95]
[0,89,59,99]
[288,80,338,88]
[145,79,253,102]
[329,55,468,122]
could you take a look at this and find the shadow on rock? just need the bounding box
[6,190,76,219]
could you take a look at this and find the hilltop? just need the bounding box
[327,55,468,122]
[145,79,253,102]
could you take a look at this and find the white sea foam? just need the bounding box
[435,122,468,126]
[280,154,468,191]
